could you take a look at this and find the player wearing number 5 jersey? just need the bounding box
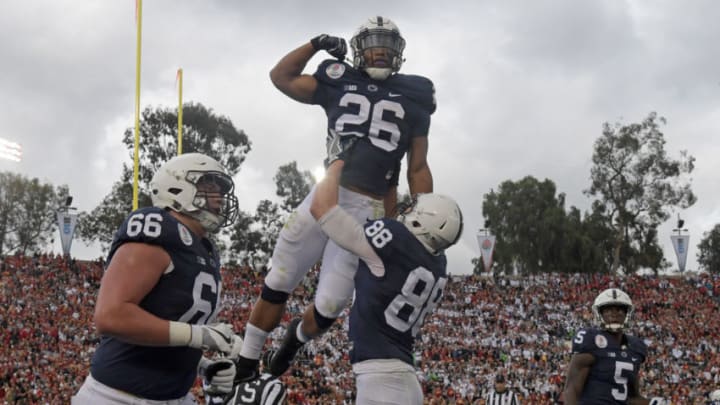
[563,288,650,405]
[74,154,243,404]
[237,16,436,381]
[307,160,462,405]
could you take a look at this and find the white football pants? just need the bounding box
[264,184,384,318]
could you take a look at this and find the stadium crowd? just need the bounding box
[0,252,719,404]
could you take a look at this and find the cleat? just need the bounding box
[263,318,305,376]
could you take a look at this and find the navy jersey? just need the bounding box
[571,327,647,404]
[91,207,223,400]
[349,219,447,365]
[313,60,435,196]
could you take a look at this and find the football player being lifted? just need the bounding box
[236,16,437,381]
[74,153,243,404]
[563,288,651,405]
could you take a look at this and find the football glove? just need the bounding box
[193,323,239,354]
[311,34,347,60]
[324,129,358,168]
[200,357,237,396]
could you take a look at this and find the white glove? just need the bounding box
[227,334,244,361]
[200,357,236,396]
[191,323,236,353]
[169,321,236,354]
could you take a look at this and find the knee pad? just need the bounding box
[313,306,336,330]
[314,291,352,320]
[261,284,290,304]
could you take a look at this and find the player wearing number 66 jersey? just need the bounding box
[563,288,650,405]
[73,153,243,404]
[307,160,462,405]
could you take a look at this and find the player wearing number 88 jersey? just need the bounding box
[73,153,243,404]
[563,288,650,405]
[304,160,462,405]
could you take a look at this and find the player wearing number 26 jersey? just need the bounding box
[237,16,437,383]
[308,160,463,405]
[74,154,243,404]
[563,288,650,405]
[313,57,435,197]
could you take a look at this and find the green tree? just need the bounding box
[586,112,695,274]
[274,162,314,212]
[481,176,568,275]
[559,204,615,274]
[0,172,70,255]
[227,161,314,268]
[697,224,720,273]
[79,102,251,246]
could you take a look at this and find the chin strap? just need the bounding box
[365,67,392,80]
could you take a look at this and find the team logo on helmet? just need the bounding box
[178,223,193,246]
[326,63,345,79]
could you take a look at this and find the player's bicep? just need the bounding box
[274,73,318,104]
[564,353,594,396]
[627,373,643,399]
[97,243,171,308]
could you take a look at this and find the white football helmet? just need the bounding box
[592,288,634,333]
[350,16,405,80]
[710,389,720,405]
[398,193,463,255]
[151,153,239,233]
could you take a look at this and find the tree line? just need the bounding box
[1,104,717,274]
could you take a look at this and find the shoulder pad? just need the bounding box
[627,334,648,358]
[113,207,196,251]
[571,328,607,354]
[387,74,436,115]
[314,59,359,86]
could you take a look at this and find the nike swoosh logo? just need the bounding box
[388,92,402,97]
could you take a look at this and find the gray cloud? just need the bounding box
[1,0,716,274]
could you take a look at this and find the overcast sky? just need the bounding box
[1,0,718,275]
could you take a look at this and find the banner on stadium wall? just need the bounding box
[57,210,78,255]
[476,233,496,273]
[670,234,690,272]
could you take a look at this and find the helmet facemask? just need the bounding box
[185,171,239,233]
[351,17,406,80]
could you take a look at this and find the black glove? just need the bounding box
[311,34,347,60]
[324,130,359,168]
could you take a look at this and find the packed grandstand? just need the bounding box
[1,253,718,404]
